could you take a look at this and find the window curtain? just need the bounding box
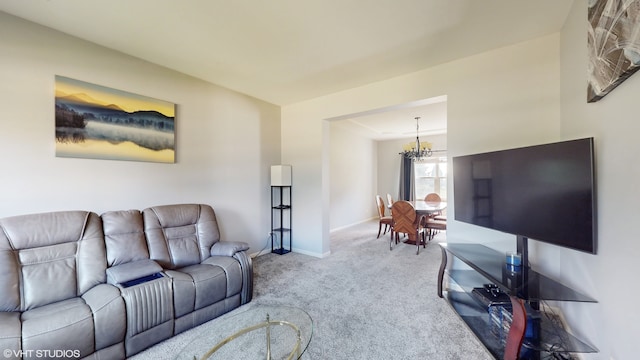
[398,155,415,201]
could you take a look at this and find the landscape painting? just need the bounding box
[55,75,175,163]
[588,0,640,102]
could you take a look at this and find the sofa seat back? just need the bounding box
[0,211,106,311]
[103,209,150,267]
[143,204,220,269]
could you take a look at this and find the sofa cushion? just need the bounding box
[0,211,106,311]
[102,210,149,267]
[181,264,228,310]
[164,270,195,318]
[164,264,227,318]
[20,242,78,310]
[162,224,201,268]
[21,298,95,357]
[82,284,126,351]
[143,204,220,269]
[202,256,244,298]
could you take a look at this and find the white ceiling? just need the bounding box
[0,0,573,139]
[330,96,448,140]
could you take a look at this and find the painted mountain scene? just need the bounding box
[55,75,175,163]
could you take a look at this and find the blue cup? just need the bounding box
[506,252,522,266]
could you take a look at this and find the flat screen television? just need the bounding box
[453,138,596,255]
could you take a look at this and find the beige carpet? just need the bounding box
[131,220,492,359]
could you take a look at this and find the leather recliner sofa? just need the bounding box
[0,204,253,359]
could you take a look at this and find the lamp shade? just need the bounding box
[271,165,292,186]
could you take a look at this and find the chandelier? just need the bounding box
[401,117,432,159]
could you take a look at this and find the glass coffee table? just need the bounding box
[177,305,313,360]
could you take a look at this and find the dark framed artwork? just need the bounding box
[55,75,176,163]
[588,0,640,102]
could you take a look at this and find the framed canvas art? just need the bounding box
[55,76,176,163]
[588,0,640,102]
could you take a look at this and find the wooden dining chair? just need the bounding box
[376,195,393,238]
[424,193,441,202]
[424,192,446,233]
[425,216,446,241]
[424,193,444,217]
[390,200,427,254]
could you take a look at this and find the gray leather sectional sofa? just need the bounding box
[0,204,253,359]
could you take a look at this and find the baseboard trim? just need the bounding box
[330,217,376,233]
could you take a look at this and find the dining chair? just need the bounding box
[390,200,427,254]
[376,195,393,238]
[425,216,446,241]
[424,193,447,221]
[424,193,441,202]
[386,193,394,208]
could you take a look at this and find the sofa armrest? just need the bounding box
[233,251,253,304]
[210,241,249,257]
[82,284,126,351]
[106,259,163,285]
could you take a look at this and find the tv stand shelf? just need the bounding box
[438,243,597,359]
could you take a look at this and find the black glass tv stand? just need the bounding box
[438,243,598,359]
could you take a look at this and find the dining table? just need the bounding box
[387,200,447,216]
[412,200,447,216]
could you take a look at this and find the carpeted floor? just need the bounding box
[130,220,492,359]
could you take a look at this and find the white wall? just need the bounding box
[556,1,640,359]
[282,33,561,258]
[328,121,377,231]
[0,12,281,255]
